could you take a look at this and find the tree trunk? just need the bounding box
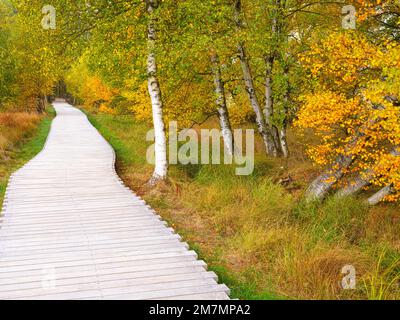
[210,52,234,155]
[146,0,168,185]
[338,148,399,197]
[368,184,394,205]
[337,172,372,197]
[238,44,278,157]
[36,95,46,113]
[43,95,48,110]
[264,55,281,153]
[305,118,377,201]
[305,154,354,201]
[264,0,279,138]
[279,127,289,158]
[234,0,278,157]
[279,66,290,158]
[264,55,274,126]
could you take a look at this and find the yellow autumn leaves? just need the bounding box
[296,30,400,201]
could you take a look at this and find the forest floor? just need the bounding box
[0,108,55,208]
[82,109,400,299]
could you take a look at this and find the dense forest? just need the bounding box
[1,0,400,299]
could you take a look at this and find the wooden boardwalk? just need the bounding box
[0,102,230,300]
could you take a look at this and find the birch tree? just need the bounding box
[298,31,400,203]
[234,0,279,157]
[145,0,168,184]
[211,51,234,155]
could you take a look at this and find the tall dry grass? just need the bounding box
[0,112,41,156]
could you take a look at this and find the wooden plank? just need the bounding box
[0,272,218,299]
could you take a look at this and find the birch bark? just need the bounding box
[279,66,290,158]
[338,148,399,197]
[305,112,381,201]
[368,184,394,205]
[210,52,234,156]
[234,0,278,156]
[238,44,278,156]
[264,55,281,153]
[146,0,168,184]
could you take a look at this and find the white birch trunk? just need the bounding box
[234,0,278,157]
[264,55,281,153]
[264,56,274,125]
[238,44,278,157]
[279,67,290,158]
[146,0,167,184]
[279,127,289,158]
[210,52,234,156]
[338,173,372,197]
[305,118,378,201]
[305,154,354,201]
[338,148,399,197]
[368,184,394,206]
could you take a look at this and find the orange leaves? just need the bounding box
[82,76,117,108]
[300,32,378,91]
[298,30,400,201]
[356,0,391,21]
[296,91,364,134]
[65,59,118,112]
[295,90,367,167]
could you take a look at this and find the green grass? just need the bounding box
[0,107,55,209]
[84,112,151,166]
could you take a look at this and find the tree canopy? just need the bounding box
[2,0,400,202]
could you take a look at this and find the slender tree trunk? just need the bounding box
[238,44,277,156]
[146,0,168,185]
[279,127,289,158]
[36,95,46,113]
[264,55,281,152]
[44,95,48,110]
[210,52,234,155]
[264,0,281,148]
[264,56,274,125]
[234,0,278,157]
[279,66,290,158]
[35,97,41,113]
[368,184,394,205]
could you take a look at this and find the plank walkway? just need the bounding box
[0,101,230,300]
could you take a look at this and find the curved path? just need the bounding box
[0,101,230,300]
